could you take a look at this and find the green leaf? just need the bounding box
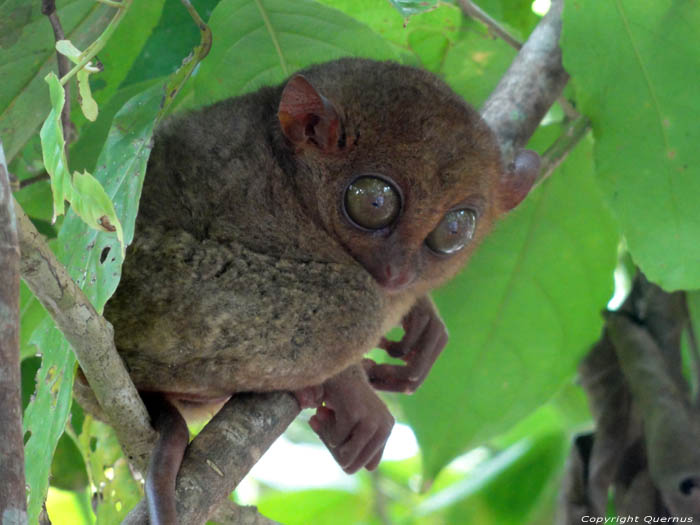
[39,73,71,222]
[19,282,49,360]
[561,0,700,290]
[0,0,113,162]
[120,0,218,88]
[50,433,89,491]
[387,0,438,20]
[441,24,516,106]
[23,320,77,525]
[401,135,618,480]
[257,489,371,525]
[437,433,565,524]
[188,0,399,107]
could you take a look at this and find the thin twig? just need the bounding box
[537,115,591,183]
[457,0,522,50]
[558,96,579,119]
[41,0,73,157]
[19,172,51,190]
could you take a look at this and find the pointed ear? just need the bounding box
[499,149,539,212]
[278,74,341,152]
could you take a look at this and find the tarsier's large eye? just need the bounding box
[426,209,477,255]
[344,176,401,230]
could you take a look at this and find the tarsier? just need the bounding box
[101,58,538,523]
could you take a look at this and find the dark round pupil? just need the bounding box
[345,176,400,230]
[426,209,477,254]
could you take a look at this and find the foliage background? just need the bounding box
[2,0,698,523]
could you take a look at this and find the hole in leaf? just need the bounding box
[23,430,31,445]
[100,246,111,264]
[680,477,698,495]
[90,436,98,452]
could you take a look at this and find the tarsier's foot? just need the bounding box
[296,366,394,473]
[365,296,448,394]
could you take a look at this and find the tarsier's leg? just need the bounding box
[142,393,190,525]
[296,364,394,473]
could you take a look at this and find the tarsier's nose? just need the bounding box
[376,263,416,292]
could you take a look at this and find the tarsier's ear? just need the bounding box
[278,74,341,152]
[499,149,540,212]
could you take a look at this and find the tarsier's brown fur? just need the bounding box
[100,58,538,523]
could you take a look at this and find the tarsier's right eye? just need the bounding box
[344,176,401,230]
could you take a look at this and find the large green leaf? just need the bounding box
[188,0,399,107]
[561,0,700,290]
[120,0,219,88]
[401,136,618,480]
[0,0,112,162]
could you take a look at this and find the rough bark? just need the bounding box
[0,141,27,524]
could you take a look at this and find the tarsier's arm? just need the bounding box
[365,296,448,394]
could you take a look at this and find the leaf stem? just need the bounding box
[60,0,132,87]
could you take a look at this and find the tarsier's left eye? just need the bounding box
[344,176,401,230]
[425,209,477,255]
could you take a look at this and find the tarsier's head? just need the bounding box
[277,58,538,296]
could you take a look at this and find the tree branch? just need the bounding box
[481,0,570,161]
[0,142,26,521]
[15,201,155,472]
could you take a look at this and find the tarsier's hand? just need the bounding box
[295,365,394,473]
[364,295,448,394]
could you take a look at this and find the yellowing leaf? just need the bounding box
[77,68,98,121]
[55,39,82,63]
[71,170,124,256]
